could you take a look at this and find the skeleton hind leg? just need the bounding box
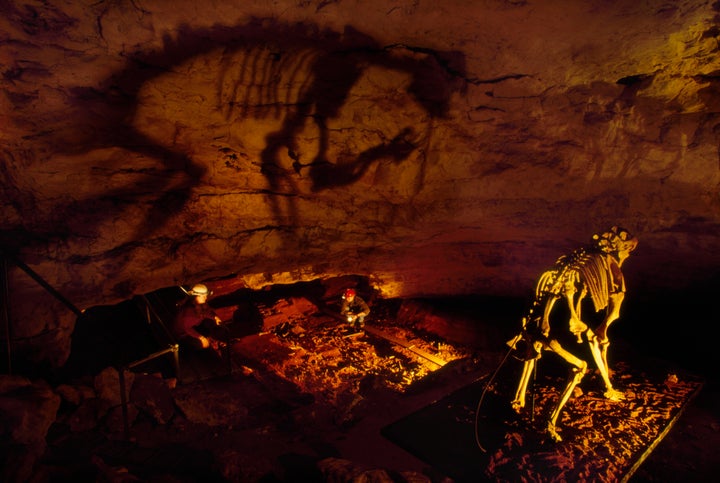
[512,357,536,412]
[545,339,588,442]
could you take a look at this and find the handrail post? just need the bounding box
[172,344,181,383]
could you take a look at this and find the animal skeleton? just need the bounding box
[508,226,638,442]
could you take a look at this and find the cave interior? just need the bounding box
[2,0,720,481]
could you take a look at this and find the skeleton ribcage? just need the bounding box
[528,248,612,327]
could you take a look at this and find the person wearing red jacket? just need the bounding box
[172,284,223,350]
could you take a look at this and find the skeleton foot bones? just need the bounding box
[508,227,638,443]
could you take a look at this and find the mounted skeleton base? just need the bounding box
[507,226,638,442]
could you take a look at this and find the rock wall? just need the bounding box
[1,0,720,367]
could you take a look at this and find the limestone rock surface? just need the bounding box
[0,375,61,482]
[1,0,719,367]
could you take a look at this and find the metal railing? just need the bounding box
[118,293,236,439]
[0,249,233,440]
[134,291,234,381]
[138,294,179,350]
[1,248,83,375]
[132,293,185,379]
[118,344,179,439]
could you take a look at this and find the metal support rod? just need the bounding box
[139,294,176,343]
[127,345,179,370]
[119,344,180,440]
[1,249,83,317]
[172,344,181,383]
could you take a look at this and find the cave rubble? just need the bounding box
[2,0,720,481]
[2,282,715,482]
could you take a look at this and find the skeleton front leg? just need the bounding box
[563,280,588,342]
[588,292,625,400]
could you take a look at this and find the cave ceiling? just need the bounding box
[2,0,720,324]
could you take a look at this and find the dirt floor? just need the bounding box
[39,288,720,482]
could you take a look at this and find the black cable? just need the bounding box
[473,342,517,453]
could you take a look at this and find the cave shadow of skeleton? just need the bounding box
[506,226,639,442]
[17,19,465,293]
[246,24,466,235]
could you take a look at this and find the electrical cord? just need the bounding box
[473,333,542,453]
[473,342,517,453]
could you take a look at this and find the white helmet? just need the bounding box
[189,284,210,296]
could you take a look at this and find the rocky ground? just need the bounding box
[3,287,718,482]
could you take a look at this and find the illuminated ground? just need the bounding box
[44,290,720,482]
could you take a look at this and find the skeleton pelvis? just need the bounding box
[507,331,542,361]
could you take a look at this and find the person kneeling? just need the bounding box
[172,284,227,352]
[340,288,370,331]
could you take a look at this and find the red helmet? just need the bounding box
[344,288,356,297]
